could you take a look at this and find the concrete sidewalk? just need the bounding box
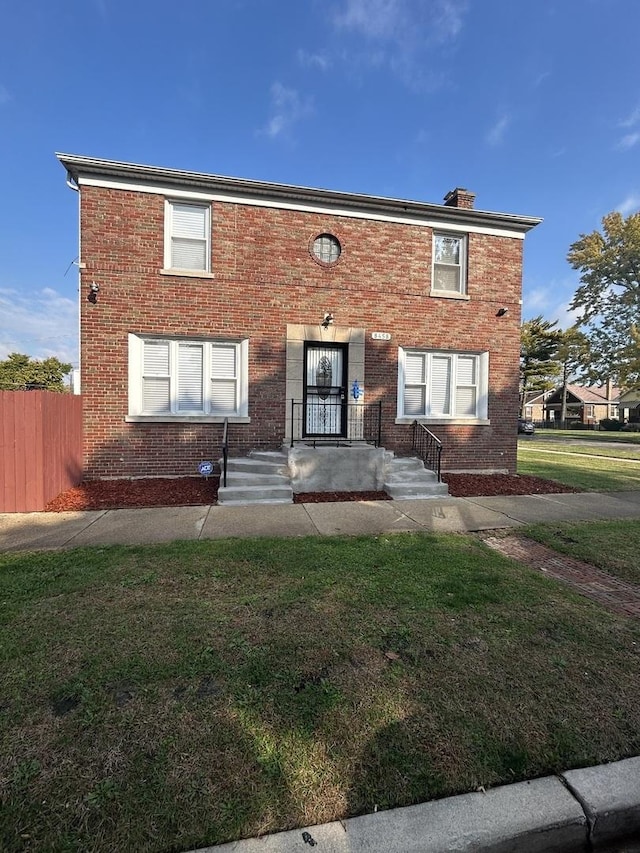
[2,489,640,552]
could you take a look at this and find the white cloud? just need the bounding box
[616,132,640,151]
[330,0,467,90]
[0,287,78,365]
[297,49,331,71]
[620,104,640,128]
[616,193,640,216]
[485,113,510,147]
[259,82,313,140]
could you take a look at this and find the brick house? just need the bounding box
[58,154,540,496]
[543,383,620,426]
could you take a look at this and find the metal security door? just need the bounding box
[304,344,347,437]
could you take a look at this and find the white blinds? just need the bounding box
[143,340,170,413]
[211,345,237,414]
[177,344,204,411]
[455,356,476,416]
[402,351,478,418]
[138,339,239,415]
[170,203,208,270]
[430,356,451,415]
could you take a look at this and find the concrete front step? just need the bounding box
[218,451,293,505]
[217,484,293,505]
[383,454,449,500]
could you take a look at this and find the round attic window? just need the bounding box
[312,233,341,265]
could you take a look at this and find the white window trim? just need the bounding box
[163,199,211,274]
[431,231,467,296]
[127,334,249,423]
[396,347,489,424]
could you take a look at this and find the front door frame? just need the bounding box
[303,341,348,438]
[285,324,366,446]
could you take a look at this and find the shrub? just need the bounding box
[600,418,623,431]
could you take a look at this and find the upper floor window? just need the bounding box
[312,233,341,265]
[432,233,467,295]
[165,201,211,272]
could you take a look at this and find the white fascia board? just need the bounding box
[78,176,529,240]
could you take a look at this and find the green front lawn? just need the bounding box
[535,428,640,444]
[518,443,640,491]
[3,534,640,851]
[524,519,640,585]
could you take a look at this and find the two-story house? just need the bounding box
[58,153,540,500]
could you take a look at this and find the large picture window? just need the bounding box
[164,200,211,272]
[128,335,248,420]
[432,232,467,295]
[398,348,488,421]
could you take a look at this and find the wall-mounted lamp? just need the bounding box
[496,307,508,317]
[88,281,100,304]
[321,312,334,328]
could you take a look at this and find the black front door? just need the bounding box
[303,343,348,437]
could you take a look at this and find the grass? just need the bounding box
[3,534,640,851]
[518,443,640,491]
[524,440,640,461]
[536,428,640,444]
[524,519,640,585]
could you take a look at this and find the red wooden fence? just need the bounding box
[1,391,83,512]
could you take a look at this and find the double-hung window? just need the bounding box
[432,232,467,295]
[128,335,248,420]
[164,201,211,273]
[398,348,488,421]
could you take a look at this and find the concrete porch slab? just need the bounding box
[70,506,210,546]
[201,503,318,539]
[0,511,106,551]
[303,500,422,536]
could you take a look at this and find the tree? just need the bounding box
[520,316,562,415]
[554,327,591,423]
[568,210,640,388]
[0,353,72,392]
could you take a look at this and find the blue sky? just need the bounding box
[1,0,639,370]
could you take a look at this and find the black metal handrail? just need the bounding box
[411,421,442,482]
[290,399,382,447]
[221,417,229,487]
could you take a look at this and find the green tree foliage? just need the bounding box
[568,210,640,388]
[0,353,72,392]
[520,316,562,415]
[555,327,591,422]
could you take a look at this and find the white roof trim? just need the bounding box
[77,175,528,239]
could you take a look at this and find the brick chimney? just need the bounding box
[443,188,476,209]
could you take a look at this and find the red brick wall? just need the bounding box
[79,185,524,477]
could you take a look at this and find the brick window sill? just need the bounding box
[160,269,215,279]
[395,417,490,426]
[429,290,470,301]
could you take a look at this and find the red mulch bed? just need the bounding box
[44,472,578,512]
[294,491,391,503]
[443,473,579,497]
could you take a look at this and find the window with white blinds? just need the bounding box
[399,349,486,419]
[432,233,466,294]
[165,201,210,272]
[129,335,248,418]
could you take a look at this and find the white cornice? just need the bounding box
[76,175,529,239]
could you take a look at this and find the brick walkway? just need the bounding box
[482,533,640,619]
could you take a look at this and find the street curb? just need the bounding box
[191,757,640,853]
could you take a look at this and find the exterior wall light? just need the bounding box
[496,307,508,317]
[88,281,100,303]
[321,312,334,328]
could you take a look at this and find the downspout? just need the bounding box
[65,170,81,395]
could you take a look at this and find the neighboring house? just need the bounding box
[58,153,541,481]
[522,390,551,422]
[544,383,620,425]
[619,389,640,423]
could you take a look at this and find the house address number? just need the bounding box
[371,332,391,340]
